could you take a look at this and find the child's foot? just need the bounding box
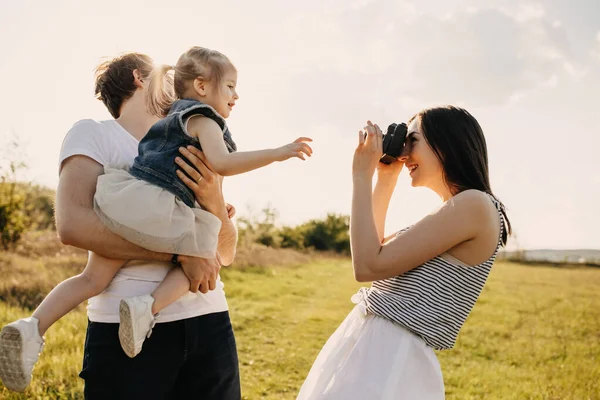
[0,317,45,392]
[118,295,156,358]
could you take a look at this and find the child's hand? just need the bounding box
[226,203,236,219]
[275,137,313,161]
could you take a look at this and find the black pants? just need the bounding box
[79,311,241,400]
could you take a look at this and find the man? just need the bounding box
[3,53,241,399]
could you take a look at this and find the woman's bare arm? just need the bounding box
[351,187,489,282]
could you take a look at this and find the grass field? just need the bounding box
[0,241,599,399]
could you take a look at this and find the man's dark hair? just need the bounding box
[94,53,154,118]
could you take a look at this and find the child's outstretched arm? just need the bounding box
[188,117,313,176]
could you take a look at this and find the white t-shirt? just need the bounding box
[59,119,229,323]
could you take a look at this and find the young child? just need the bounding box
[0,46,312,391]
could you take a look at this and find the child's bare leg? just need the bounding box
[118,267,190,358]
[32,252,126,335]
[150,267,191,314]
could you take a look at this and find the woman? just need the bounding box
[297,106,511,399]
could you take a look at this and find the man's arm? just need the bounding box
[55,155,171,262]
[217,221,237,266]
[211,208,237,266]
[175,146,238,265]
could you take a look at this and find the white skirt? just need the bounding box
[93,166,222,258]
[297,293,445,400]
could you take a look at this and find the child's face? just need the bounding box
[204,69,238,119]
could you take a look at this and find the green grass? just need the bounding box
[1,259,599,399]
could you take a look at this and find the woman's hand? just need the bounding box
[353,121,383,180]
[175,146,227,217]
[376,153,404,180]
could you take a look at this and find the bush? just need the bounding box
[279,225,306,250]
[302,214,350,254]
[25,185,55,231]
[0,162,29,250]
[236,207,350,255]
[0,146,56,249]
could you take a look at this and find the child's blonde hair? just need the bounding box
[147,46,236,117]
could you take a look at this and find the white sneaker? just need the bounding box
[0,317,45,392]
[118,295,156,358]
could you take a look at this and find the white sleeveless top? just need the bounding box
[356,194,505,350]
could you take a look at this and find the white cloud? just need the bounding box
[542,74,558,87]
[513,3,546,22]
[592,31,600,61]
[270,1,578,131]
[563,61,589,80]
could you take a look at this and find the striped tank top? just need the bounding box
[356,195,505,350]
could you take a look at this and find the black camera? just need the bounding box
[379,122,407,164]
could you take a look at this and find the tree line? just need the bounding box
[1,167,350,254]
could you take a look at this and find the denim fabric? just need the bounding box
[80,311,241,400]
[130,99,237,208]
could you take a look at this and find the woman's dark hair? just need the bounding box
[408,105,512,246]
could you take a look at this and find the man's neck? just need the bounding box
[116,91,159,141]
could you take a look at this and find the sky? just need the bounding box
[0,0,598,251]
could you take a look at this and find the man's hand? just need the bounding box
[175,146,237,266]
[177,255,221,294]
[175,146,227,217]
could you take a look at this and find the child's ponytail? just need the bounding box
[146,64,176,118]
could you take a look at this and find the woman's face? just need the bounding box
[402,117,444,189]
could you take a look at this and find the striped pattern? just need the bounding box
[360,197,505,350]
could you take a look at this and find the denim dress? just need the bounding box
[93,99,237,257]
